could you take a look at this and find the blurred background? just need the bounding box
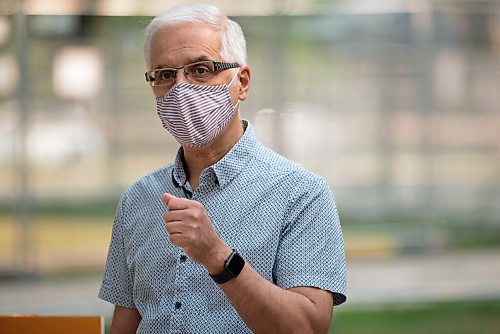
[1,0,499,333]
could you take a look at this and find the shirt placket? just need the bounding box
[170,169,216,333]
[170,248,190,333]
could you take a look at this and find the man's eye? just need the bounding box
[192,65,211,75]
[159,70,175,81]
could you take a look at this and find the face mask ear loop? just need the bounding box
[227,69,241,109]
[228,69,240,88]
[233,99,240,110]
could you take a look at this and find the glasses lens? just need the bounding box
[185,61,215,83]
[152,68,176,86]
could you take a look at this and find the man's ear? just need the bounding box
[237,66,251,102]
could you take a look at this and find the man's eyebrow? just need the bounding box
[153,56,214,70]
[189,55,212,63]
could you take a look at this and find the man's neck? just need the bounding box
[182,116,244,190]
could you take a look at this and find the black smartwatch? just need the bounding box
[210,249,245,284]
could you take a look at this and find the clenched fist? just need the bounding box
[163,193,232,275]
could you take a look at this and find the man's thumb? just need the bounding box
[162,193,177,207]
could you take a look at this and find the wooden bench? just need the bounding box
[0,315,104,334]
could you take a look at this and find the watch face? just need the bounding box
[226,252,245,276]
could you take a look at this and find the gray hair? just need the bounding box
[144,4,247,69]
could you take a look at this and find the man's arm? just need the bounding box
[220,264,334,333]
[163,193,335,333]
[109,305,141,334]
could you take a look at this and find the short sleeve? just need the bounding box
[98,194,136,309]
[274,176,347,305]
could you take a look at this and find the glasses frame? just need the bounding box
[145,60,240,87]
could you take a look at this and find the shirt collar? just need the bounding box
[172,120,259,189]
[172,148,189,188]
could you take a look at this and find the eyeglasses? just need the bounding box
[145,60,240,87]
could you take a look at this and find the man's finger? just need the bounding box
[163,210,188,224]
[165,220,184,235]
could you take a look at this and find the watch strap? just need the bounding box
[210,249,244,284]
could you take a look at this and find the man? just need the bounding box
[99,4,346,333]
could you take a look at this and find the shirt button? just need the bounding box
[180,255,187,263]
[175,302,182,309]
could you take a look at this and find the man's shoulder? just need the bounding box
[254,145,313,174]
[253,145,327,187]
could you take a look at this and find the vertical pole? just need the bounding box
[271,0,287,155]
[14,0,33,276]
[411,5,436,217]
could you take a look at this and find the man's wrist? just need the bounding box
[205,244,233,275]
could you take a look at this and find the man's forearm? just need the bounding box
[109,305,141,334]
[218,263,333,334]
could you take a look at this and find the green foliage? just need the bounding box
[331,300,500,334]
[0,198,118,219]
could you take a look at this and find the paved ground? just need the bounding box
[1,249,499,319]
[346,249,500,306]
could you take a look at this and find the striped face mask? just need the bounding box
[156,72,239,147]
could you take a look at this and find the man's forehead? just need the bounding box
[153,23,220,48]
[151,24,221,66]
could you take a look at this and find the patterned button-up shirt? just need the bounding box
[99,121,347,333]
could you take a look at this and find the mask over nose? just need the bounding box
[156,71,240,147]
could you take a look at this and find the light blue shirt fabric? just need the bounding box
[99,120,347,333]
